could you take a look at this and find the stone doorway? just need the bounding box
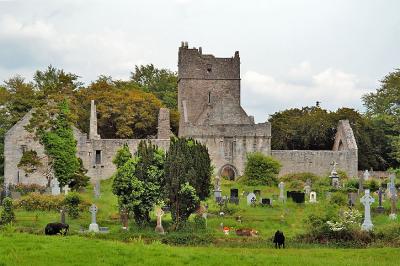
[219,164,237,180]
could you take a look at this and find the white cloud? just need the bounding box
[242,63,372,122]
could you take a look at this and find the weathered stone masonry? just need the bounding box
[4,42,358,186]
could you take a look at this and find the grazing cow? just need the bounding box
[45,223,69,236]
[273,230,285,248]
[236,228,259,237]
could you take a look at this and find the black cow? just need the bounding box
[273,230,285,249]
[45,223,69,236]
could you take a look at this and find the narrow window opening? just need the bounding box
[208,91,211,104]
[206,64,212,73]
[21,145,27,153]
[95,150,102,164]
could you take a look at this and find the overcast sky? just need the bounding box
[1,0,399,122]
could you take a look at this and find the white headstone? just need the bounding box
[360,189,374,231]
[155,208,165,234]
[247,192,256,205]
[363,170,370,181]
[309,191,317,203]
[51,179,61,195]
[278,182,285,201]
[63,185,71,195]
[88,204,99,232]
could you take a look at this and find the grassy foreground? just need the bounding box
[0,233,399,266]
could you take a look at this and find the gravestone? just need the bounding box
[360,189,375,231]
[309,191,317,203]
[389,174,397,220]
[88,204,99,232]
[154,208,165,234]
[230,188,239,205]
[291,192,305,204]
[63,185,71,195]
[329,162,340,188]
[304,184,311,195]
[94,180,101,199]
[120,209,129,230]
[60,207,66,224]
[51,179,61,196]
[363,170,370,181]
[376,187,385,213]
[214,176,222,202]
[99,227,109,233]
[247,192,256,206]
[278,182,285,201]
[325,192,332,200]
[261,198,271,206]
[348,192,357,207]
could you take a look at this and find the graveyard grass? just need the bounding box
[2,178,400,265]
[1,233,400,266]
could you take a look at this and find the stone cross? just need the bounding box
[330,162,340,188]
[278,182,285,201]
[60,207,66,224]
[363,170,370,181]
[88,204,99,232]
[389,174,397,220]
[63,185,71,195]
[120,209,129,230]
[51,179,60,195]
[247,192,257,205]
[214,176,222,202]
[94,180,101,198]
[304,184,311,195]
[154,208,165,234]
[360,189,375,231]
[309,191,317,203]
[376,187,385,213]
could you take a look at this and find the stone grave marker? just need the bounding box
[155,208,165,234]
[309,191,317,203]
[247,192,256,206]
[261,198,271,206]
[363,170,370,181]
[304,184,311,195]
[63,185,71,195]
[348,192,357,207]
[361,189,375,231]
[389,174,397,220]
[376,187,385,213]
[88,204,99,232]
[278,182,285,201]
[329,162,340,188]
[230,188,239,205]
[60,207,66,224]
[94,180,101,199]
[51,178,61,196]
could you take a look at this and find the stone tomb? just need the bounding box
[309,192,317,203]
[247,192,256,205]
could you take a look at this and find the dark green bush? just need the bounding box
[1,197,15,224]
[365,179,380,192]
[244,152,281,186]
[193,215,206,230]
[15,193,64,211]
[344,179,359,192]
[63,192,82,219]
[280,172,319,183]
[329,192,347,206]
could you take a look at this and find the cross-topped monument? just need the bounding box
[279,182,285,201]
[88,204,99,232]
[154,208,165,234]
[330,161,340,188]
[389,174,397,220]
[360,189,375,231]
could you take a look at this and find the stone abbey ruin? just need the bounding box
[4,42,358,186]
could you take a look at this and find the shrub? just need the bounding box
[280,172,319,183]
[329,192,347,206]
[10,184,46,195]
[193,215,206,230]
[0,197,15,225]
[365,179,380,192]
[244,152,281,186]
[63,193,81,219]
[15,193,64,211]
[17,150,42,173]
[344,179,359,192]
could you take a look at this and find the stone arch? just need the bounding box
[219,164,238,181]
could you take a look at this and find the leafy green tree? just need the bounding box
[164,138,211,229]
[0,197,15,225]
[362,69,400,166]
[244,152,281,186]
[112,141,165,226]
[38,101,80,187]
[69,158,90,191]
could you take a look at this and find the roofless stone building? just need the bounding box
[4,43,358,186]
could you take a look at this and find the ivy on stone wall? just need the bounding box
[17,150,42,173]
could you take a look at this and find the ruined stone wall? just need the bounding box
[82,139,170,181]
[157,108,172,139]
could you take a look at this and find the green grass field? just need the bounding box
[0,232,399,266]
